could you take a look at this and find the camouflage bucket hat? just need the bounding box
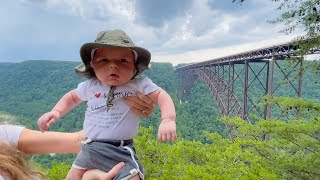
[75,29,151,79]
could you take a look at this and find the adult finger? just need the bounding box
[125,97,153,118]
[130,106,149,118]
[104,162,125,179]
[124,97,145,110]
[136,91,153,105]
[124,95,153,112]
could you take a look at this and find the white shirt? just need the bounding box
[77,77,159,140]
[0,125,24,147]
[0,125,42,180]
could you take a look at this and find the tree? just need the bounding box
[233,0,320,76]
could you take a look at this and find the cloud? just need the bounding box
[0,0,305,65]
[22,0,137,23]
[153,34,300,66]
[154,0,250,52]
[134,0,191,27]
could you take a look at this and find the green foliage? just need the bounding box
[0,62,15,72]
[32,153,76,169]
[1,60,319,179]
[0,60,86,131]
[260,96,320,120]
[39,161,70,180]
[177,79,226,141]
[221,115,320,179]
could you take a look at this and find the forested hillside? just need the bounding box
[0,60,319,179]
[0,60,224,139]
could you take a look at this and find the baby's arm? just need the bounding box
[37,89,82,132]
[148,88,176,142]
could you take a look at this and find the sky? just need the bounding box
[0,0,303,66]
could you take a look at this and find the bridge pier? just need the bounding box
[243,60,249,120]
[266,56,275,121]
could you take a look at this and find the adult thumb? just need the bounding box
[105,162,125,179]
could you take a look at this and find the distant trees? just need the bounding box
[233,0,320,61]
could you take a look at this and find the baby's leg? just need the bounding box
[66,167,86,180]
[129,174,141,180]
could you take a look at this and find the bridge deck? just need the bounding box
[176,41,319,71]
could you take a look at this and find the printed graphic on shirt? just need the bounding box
[88,91,133,111]
[86,111,124,129]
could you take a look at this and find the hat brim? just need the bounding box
[75,43,151,79]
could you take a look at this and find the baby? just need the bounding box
[37,29,176,180]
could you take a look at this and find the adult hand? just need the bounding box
[82,162,125,180]
[124,91,154,118]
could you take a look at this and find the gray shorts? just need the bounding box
[72,139,144,180]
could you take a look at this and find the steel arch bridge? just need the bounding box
[176,41,320,121]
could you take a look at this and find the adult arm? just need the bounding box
[18,128,84,154]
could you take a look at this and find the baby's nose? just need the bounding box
[108,61,118,68]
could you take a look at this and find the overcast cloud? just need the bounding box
[0,0,302,65]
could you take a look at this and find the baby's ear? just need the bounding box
[90,48,98,65]
[91,57,99,66]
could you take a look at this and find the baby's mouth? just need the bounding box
[109,73,119,79]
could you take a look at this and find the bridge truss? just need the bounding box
[176,42,320,122]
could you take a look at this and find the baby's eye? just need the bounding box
[120,58,128,63]
[98,58,108,63]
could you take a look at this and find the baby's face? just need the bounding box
[92,47,136,86]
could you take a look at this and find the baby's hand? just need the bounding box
[158,119,177,142]
[37,110,60,132]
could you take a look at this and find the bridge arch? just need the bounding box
[179,67,242,117]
